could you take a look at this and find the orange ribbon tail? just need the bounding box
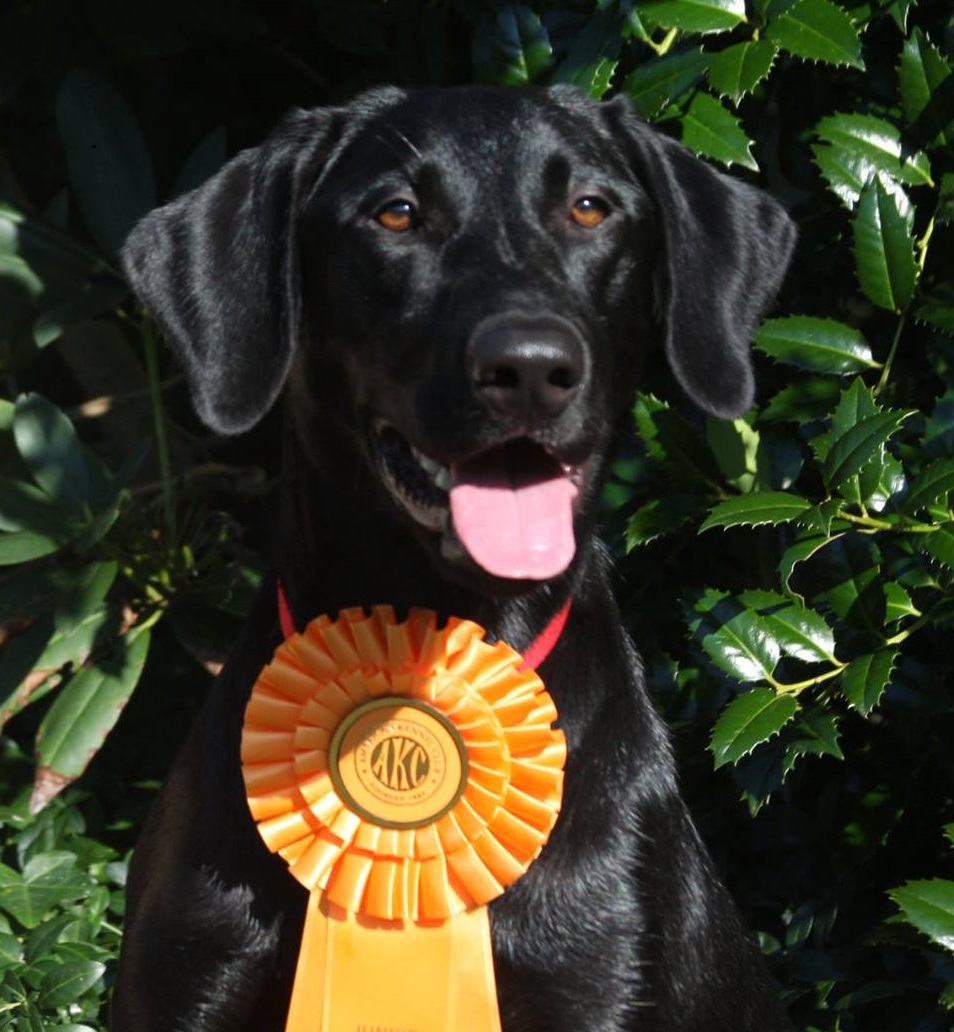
[242,605,565,1032]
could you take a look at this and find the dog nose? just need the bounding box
[468,316,585,420]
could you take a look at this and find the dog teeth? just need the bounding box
[409,444,450,490]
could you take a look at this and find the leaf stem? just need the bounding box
[874,307,909,398]
[648,27,678,56]
[770,662,846,695]
[142,320,177,546]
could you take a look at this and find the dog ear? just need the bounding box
[121,108,343,435]
[603,97,797,419]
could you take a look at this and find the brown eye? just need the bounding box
[570,196,610,228]
[375,200,417,233]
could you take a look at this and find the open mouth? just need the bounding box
[373,421,583,581]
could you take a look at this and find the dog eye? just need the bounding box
[375,200,418,233]
[570,196,610,229]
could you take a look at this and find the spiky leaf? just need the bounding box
[689,590,781,682]
[701,491,812,532]
[853,178,918,311]
[678,92,757,170]
[710,688,799,768]
[890,880,954,953]
[624,48,709,117]
[904,458,954,514]
[814,113,933,202]
[708,41,778,103]
[899,28,954,148]
[765,0,863,70]
[822,407,911,490]
[840,648,897,714]
[638,0,746,34]
[754,317,878,374]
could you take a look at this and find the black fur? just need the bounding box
[111,85,797,1032]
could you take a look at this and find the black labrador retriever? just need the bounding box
[111,85,796,1032]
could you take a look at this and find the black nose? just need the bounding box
[467,315,585,420]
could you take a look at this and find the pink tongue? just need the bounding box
[449,443,578,580]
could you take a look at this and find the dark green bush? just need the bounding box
[0,1,952,1028]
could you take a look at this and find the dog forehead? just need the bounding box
[323,86,616,195]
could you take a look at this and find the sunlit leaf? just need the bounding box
[701,491,811,531]
[688,590,781,682]
[890,880,954,953]
[814,113,933,201]
[710,687,799,768]
[0,853,90,929]
[33,628,151,810]
[38,960,106,1009]
[853,177,918,311]
[707,41,778,103]
[765,0,863,69]
[638,0,746,34]
[754,317,878,374]
[899,28,954,148]
[739,589,837,662]
[678,92,758,170]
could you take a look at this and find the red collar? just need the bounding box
[276,580,570,672]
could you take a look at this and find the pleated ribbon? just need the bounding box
[242,605,566,1032]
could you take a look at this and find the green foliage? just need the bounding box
[0,750,126,1031]
[1,0,953,1029]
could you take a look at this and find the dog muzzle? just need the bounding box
[242,605,566,1032]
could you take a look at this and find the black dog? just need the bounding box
[111,85,796,1032]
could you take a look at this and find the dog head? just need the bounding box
[122,85,796,589]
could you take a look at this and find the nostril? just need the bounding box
[547,366,578,391]
[478,365,522,390]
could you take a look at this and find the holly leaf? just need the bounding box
[626,494,708,548]
[623,48,709,117]
[923,523,954,571]
[710,687,799,768]
[688,590,781,683]
[708,41,778,103]
[853,177,919,312]
[899,28,954,148]
[638,0,747,34]
[890,880,954,953]
[840,648,897,714]
[760,378,843,423]
[678,92,758,171]
[813,113,933,204]
[822,407,912,490]
[765,0,864,70]
[754,317,879,375]
[903,458,954,515]
[701,491,812,532]
[782,708,843,775]
[739,590,837,663]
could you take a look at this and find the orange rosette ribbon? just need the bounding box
[241,605,566,1032]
